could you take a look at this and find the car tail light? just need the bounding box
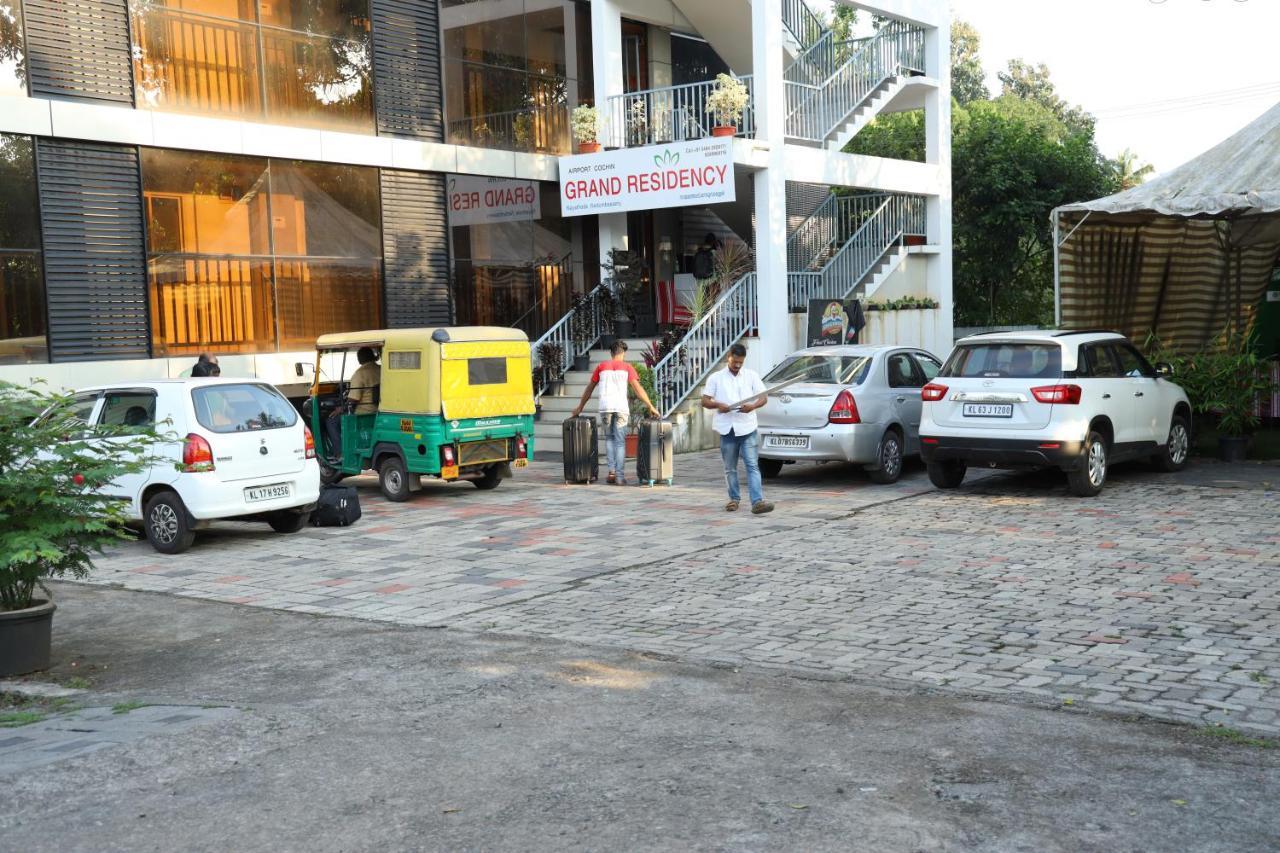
[921,383,948,402]
[1031,384,1082,405]
[303,425,316,459]
[827,390,860,424]
[514,434,528,459]
[441,445,456,467]
[182,433,215,472]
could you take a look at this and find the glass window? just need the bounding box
[913,353,941,381]
[130,0,372,132]
[142,149,383,357]
[441,0,590,154]
[943,344,1063,380]
[99,391,158,429]
[192,382,298,432]
[37,392,101,429]
[1079,344,1120,378]
[0,1,28,97]
[887,353,919,388]
[467,356,507,385]
[0,134,47,365]
[764,354,871,385]
[1112,344,1154,378]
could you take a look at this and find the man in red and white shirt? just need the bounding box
[571,340,659,485]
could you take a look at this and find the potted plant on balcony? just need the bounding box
[572,105,602,153]
[0,383,154,676]
[513,112,534,150]
[705,73,749,138]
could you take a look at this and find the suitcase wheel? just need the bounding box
[665,478,673,486]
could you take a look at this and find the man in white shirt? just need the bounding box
[701,343,774,514]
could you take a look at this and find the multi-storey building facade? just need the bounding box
[0,0,950,415]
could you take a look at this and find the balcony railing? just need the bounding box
[604,77,754,149]
[784,19,925,143]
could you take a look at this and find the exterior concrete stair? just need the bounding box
[853,243,908,302]
[825,75,909,151]
[533,339,654,458]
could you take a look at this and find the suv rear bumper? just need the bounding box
[920,436,1086,470]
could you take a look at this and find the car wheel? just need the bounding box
[927,460,966,489]
[759,458,784,479]
[867,429,904,484]
[267,511,308,533]
[378,456,411,502]
[1067,430,1108,497]
[144,491,195,554]
[472,465,503,490]
[1154,415,1190,472]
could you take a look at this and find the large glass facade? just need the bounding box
[441,0,592,154]
[451,182,586,336]
[0,134,46,364]
[0,1,26,97]
[142,148,382,356]
[131,0,373,132]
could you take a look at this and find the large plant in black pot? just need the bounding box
[569,292,596,370]
[1195,335,1275,462]
[0,382,156,675]
[603,249,645,340]
[536,341,566,396]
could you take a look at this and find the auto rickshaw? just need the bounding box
[309,327,535,500]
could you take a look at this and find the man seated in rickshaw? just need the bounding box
[324,346,380,461]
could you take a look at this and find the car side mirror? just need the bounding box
[1155,362,1173,378]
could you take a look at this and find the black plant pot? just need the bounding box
[599,333,616,351]
[1218,435,1249,463]
[614,318,635,339]
[0,599,56,676]
[546,380,565,397]
[573,353,590,372]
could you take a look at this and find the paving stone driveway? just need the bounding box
[86,453,1280,735]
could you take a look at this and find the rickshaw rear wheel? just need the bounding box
[379,456,412,502]
[472,465,503,490]
[319,460,345,485]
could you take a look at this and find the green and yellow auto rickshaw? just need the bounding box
[309,327,535,500]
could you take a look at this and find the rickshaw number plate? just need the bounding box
[442,464,459,479]
[514,458,528,468]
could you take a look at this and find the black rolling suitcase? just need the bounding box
[312,484,361,526]
[562,416,599,484]
[636,418,674,486]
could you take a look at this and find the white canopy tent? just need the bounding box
[1053,101,1280,351]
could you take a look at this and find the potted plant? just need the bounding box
[1190,333,1276,462]
[537,341,566,396]
[626,364,658,458]
[603,248,645,340]
[569,293,595,371]
[627,99,648,146]
[572,105,602,153]
[0,382,155,676]
[512,112,534,150]
[705,73,749,138]
[596,285,619,351]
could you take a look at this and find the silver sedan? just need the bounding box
[756,345,944,484]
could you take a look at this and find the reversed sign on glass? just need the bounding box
[559,139,735,217]
[447,175,540,226]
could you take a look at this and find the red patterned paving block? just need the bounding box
[491,579,526,589]
[129,564,169,574]
[1115,590,1154,599]
[549,549,578,557]
[996,526,1021,533]
[213,575,248,584]
[734,565,760,574]
[361,525,395,535]
[375,583,412,594]
[1098,542,1118,549]
[996,575,1028,583]
[897,558,922,567]
[1185,554,1210,562]
[227,596,258,605]
[316,578,352,587]
[1225,547,1260,556]
[1164,572,1200,587]
[686,627,720,635]
[1083,633,1128,644]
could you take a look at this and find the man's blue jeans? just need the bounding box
[601,412,628,477]
[720,429,763,504]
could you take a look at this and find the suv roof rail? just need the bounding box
[962,330,1018,337]
[1051,329,1122,337]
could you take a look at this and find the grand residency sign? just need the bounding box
[447,175,540,226]
[559,138,734,216]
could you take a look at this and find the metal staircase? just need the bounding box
[786,193,925,311]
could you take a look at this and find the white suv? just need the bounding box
[918,330,1192,496]
[50,378,321,553]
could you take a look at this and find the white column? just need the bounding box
[751,0,790,372]
[924,19,953,352]
[591,0,626,274]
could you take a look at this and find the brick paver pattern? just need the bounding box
[85,453,1280,736]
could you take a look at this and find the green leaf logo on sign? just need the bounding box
[653,149,679,168]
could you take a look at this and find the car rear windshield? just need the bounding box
[765,354,872,385]
[942,344,1062,380]
[192,383,298,433]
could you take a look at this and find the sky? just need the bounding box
[946,0,1280,175]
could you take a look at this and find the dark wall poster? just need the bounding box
[806,299,866,347]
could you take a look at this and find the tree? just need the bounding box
[998,59,1095,137]
[950,20,988,106]
[1111,147,1155,190]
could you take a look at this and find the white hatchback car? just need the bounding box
[51,378,321,553]
[918,330,1192,496]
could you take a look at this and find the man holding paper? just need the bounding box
[702,343,775,515]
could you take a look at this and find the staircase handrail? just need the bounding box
[781,0,825,51]
[652,272,757,417]
[530,282,606,397]
[509,251,576,335]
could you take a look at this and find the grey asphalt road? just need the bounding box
[3,583,1278,853]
